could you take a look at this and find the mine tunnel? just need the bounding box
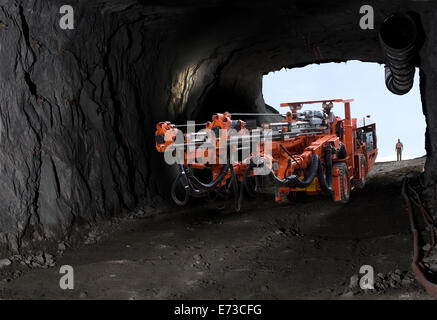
[0,0,437,300]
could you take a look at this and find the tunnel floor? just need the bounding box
[0,157,432,299]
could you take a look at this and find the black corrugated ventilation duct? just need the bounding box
[379,13,418,95]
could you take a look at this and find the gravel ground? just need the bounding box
[0,156,434,300]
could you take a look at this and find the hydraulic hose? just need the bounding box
[229,160,240,212]
[266,145,337,194]
[170,162,231,206]
[184,164,230,191]
[268,154,320,188]
[379,13,418,95]
[335,143,347,160]
[317,147,333,195]
[171,168,190,206]
[318,143,348,195]
[173,145,337,207]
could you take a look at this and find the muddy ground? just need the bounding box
[0,157,434,299]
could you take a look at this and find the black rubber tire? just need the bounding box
[353,155,367,189]
[333,162,351,203]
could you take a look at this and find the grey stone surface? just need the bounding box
[0,258,11,268]
[0,0,435,253]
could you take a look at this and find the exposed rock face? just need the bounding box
[0,0,436,253]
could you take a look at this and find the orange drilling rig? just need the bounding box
[155,99,377,211]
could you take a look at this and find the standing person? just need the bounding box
[396,138,404,161]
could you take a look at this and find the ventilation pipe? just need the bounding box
[379,13,418,95]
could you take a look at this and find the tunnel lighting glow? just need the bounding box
[262,61,425,162]
[170,66,200,115]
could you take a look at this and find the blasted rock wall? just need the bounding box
[0,1,275,253]
[0,0,436,253]
[419,8,437,217]
[0,1,157,253]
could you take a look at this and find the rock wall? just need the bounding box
[0,0,436,253]
[419,9,437,217]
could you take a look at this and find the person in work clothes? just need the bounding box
[396,139,404,162]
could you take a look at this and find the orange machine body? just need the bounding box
[155,99,378,206]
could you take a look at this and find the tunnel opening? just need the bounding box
[262,61,426,162]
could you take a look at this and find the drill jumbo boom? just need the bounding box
[155,99,378,211]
